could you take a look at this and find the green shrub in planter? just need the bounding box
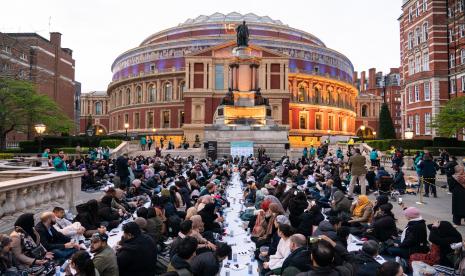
[0,153,14,159]
[99,139,122,148]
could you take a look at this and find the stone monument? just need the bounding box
[204,22,289,159]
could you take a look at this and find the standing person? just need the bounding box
[53,150,68,171]
[309,145,316,160]
[258,145,266,161]
[75,144,81,158]
[116,154,130,189]
[347,137,355,152]
[41,148,50,158]
[160,137,165,149]
[348,148,368,196]
[302,147,308,160]
[90,233,119,276]
[140,136,147,151]
[451,165,465,226]
[418,152,440,198]
[370,148,379,167]
[147,137,153,151]
[444,156,458,193]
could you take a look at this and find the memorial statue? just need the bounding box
[221,88,235,105]
[236,21,249,47]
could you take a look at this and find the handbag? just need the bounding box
[30,245,46,260]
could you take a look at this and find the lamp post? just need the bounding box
[98,129,103,135]
[373,131,377,140]
[360,125,366,143]
[124,123,129,141]
[327,129,331,144]
[34,123,46,154]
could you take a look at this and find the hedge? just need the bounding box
[366,139,433,151]
[0,153,14,159]
[19,135,125,153]
[99,139,123,148]
[424,147,465,156]
[53,147,90,154]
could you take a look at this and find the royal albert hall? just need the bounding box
[104,12,357,146]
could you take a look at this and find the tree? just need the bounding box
[433,96,465,137]
[0,78,73,150]
[378,103,396,139]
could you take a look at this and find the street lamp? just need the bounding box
[327,129,331,144]
[404,127,414,155]
[124,123,129,140]
[373,131,377,140]
[98,129,103,135]
[34,123,46,154]
[360,125,366,143]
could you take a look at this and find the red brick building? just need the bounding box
[0,32,76,144]
[354,68,402,138]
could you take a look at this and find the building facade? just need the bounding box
[0,32,76,143]
[85,13,358,147]
[354,68,402,138]
[79,91,109,135]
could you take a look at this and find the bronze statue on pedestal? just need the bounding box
[236,21,249,47]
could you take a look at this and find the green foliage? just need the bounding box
[0,78,73,150]
[54,147,89,154]
[0,153,14,159]
[19,135,125,153]
[424,147,465,156]
[366,139,433,151]
[378,103,396,139]
[99,139,123,148]
[432,96,465,137]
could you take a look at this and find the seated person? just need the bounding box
[392,165,406,193]
[167,236,198,275]
[297,204,324,237]
[349,195,373,224]
[98,195,123,229]
[376,261,404,276]
[353,240,381,276]
[68,250,99,276]
[190,243,232,276]
[74,199,107,238]
[314,216,342,241]
[52,206,85,242]
[410,221,462,268]
[189,215,216,252]
[366,167,377,191]
[366,203,397,242]
[280,234,311,275]
[387,207,428,259]
[10,213,54,270]
[170,220,194,258]
[330,190,351,216]
[34,212,80,261]
[263,223,293,273]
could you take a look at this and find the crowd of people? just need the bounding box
[1,142,465,276]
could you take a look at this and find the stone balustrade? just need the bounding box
[0,169,84,234]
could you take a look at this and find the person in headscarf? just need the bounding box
[451,165,465,225]
[366,203,397,242]
[288,192,308,228]
[10,213,54,268]
[197,203,222,233]
[372,195,389,214]
[330,190,351,216]
[349,195,373,224]
[410,221,462,268]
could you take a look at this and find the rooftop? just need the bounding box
[180,12,285,26]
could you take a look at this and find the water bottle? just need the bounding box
[225,270,230,276]
[60,260,70,272]
[55,266,61,276]
[233,253,238,262]
[248,263,253,274]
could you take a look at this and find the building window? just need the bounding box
[124,113,129,124]
[315,114,322,130]
[449,29,455,43]
[179,111,185,127]
[299,112,307,129]
[164,82,172,101]
[409,6,413,21]
[95,102,102,115]
[314,87,321,104]
[148,85,156,102]
[449,7,455,18]
[298,86,305,102]
[415,55,421,73]
[425,113,431,135]
[328,115,334,130]
[415,114,421,135]
[338,117,343,131]
[408,32,413,50]
[147,112,154,128]
[408,116,413,128]
[423,0,427,12]
[422,22,428,42]
[408,86,413,103]
[424,82,431,101]
[461,49,465,64]
[462,76,465,92]
[414,84,420,102]
[423,50,429,71]
[162,111,170,128]
[451,78,457,93]
[450,53,456,67]
[460,25,465,38]
[409,58,414,75]
[3,46,11,54]
[136,86,142,103]
[361,105,368,117]
[20,53,27,61]
[416,1,420,16]
[134,113,140,129]
[179,81,186,98]
[415,27,421,46]
[126,88,131,105]
[214,64,224,90]
[460,0,464,12]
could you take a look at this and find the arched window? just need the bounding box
[148,85,156,102]
[422,22,428,42]
[118,90,122,106]
[415,27,421,46]
[298,86,305,102]
[299,114,307,129]
[164,82,172,101]
[408,32,413,49]
[328,90,333,105]
[126,88,131,105]
[337,94,342,107]
[361,105,368,117]
[95,101,102,115]
[315,87,321,104]
[179,81,186,100]
[136,86,142,103]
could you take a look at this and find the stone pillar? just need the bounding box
[173,78,178,101]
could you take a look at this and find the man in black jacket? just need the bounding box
[353,240,381,276]
[116,154,129,189]
[117,222,157,276]
[167,236,198,275]
[35,212,79,261]
[280,234,311,275]
[191,243,231,276]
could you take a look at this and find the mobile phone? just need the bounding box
[398,197,403,205]
[309,236,320,244]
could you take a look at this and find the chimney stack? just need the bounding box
[368,68,376,90]
[50,32,62,47]
[360,71,366,92]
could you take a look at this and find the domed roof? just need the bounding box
[181,12,285,26]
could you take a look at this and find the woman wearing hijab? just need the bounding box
[10,213,54,269]
[451,165,465,226]
[410,221,462,268]
[330,190,351,216]
[349,195,373,224]
[288,192,308,228]
[372,195,389,214]
[198,203,222,233]
[366,203,397,242]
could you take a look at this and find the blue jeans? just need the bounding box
[52,248,77,262]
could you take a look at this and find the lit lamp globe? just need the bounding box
[34,124,46,135]
[404,128,414,140]
[124,123,129,129]
[373,131,377,139]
